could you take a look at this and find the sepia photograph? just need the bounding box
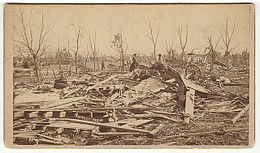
[4,3,255,148]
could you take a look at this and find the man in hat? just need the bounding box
[130,53,138,72]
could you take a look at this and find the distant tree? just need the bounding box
[146,21,159,62]
[219,18,236,70]
[207,36,221,70]
[55,49,72,65]
[177,24,189,68]
[75,28,81,74]
[164,35,174,63]
[111,31,128,71]
[88,28,99,71]
[14,10,55,78]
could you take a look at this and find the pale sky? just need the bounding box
[13,4,254,56]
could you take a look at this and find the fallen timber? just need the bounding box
[50,118,152,135]
[162,127,249,143]
[13,65,250,145]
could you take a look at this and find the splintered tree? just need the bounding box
[147,21,159,62]
[88,28,99,71]
[219,18,236,70]
[207,36,221,70]
[177,24,189,68]
[14,10,54,78]
[111,31,128,71]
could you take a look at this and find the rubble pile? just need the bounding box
[13,66,250,146]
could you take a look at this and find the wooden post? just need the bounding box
[52,69,56,79]
[184,88,195,123]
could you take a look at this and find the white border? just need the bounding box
[0,1,259,153]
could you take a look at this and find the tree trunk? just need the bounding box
[32,56,39,79]
[210,50,214,71]
[181,49,185,69]
[84,57,87,67]
[75,52,78,75]
[122,54,125,71]
[153,45,157,62]
[171,50,174,65]
[93,56,96,72]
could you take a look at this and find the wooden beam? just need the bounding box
[231,104,249,124]
[184,88,195,123]
[50,118,151,134]
[93,132,142,136]
[150,124,165,135]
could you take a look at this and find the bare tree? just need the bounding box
[207,36,221,70]
[147,21,159,62]
[84,44,90,67]
[111,31,128,71]
[75,28,81,75]
[88,28,99,71]
[15,10,54,78]
[219,18,236,70]
[165,35,174,63]
[177,24,188,68]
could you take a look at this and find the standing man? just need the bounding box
[158,54,162,64]
[130,53,138,72]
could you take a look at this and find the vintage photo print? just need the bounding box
[4,3,255,148]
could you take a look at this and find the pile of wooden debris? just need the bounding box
[13,67,249,146]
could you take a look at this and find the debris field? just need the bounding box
[13,65,250,146]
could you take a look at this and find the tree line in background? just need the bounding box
[14,9,249,79]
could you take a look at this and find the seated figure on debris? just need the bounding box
[150,54,165,71]
[129,53,139,72]
[54,70,68,89]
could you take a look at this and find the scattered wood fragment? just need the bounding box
[93,132,142,136]
[41,97,85,109]
[63,75,118,99]
[163,128,249,140]
[149,124,165,135]
[149,110,181,116]
[50,118,151,134]
[130,112,182,123]
[223,83,247,86]
[231,104,249,124]
[38,138,64,145]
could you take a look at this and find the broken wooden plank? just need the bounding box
[24,111,39,118]
[63,75,118,98]
[180,75,210,94]
[53,111,66,118]
[156,114,182,123]
[38,138,64,145]
[149,110,181,116]
[184,88,195,123]
[41,97,85,109]
[130,113,182,123]
[50,118,151,134]
[150,124,164,135]
[223,83,247,86]
[93,132,142,136]
[46,121,97,131]
[110,119,154,128]
[163,128,248,140]
[231,104,249,124]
